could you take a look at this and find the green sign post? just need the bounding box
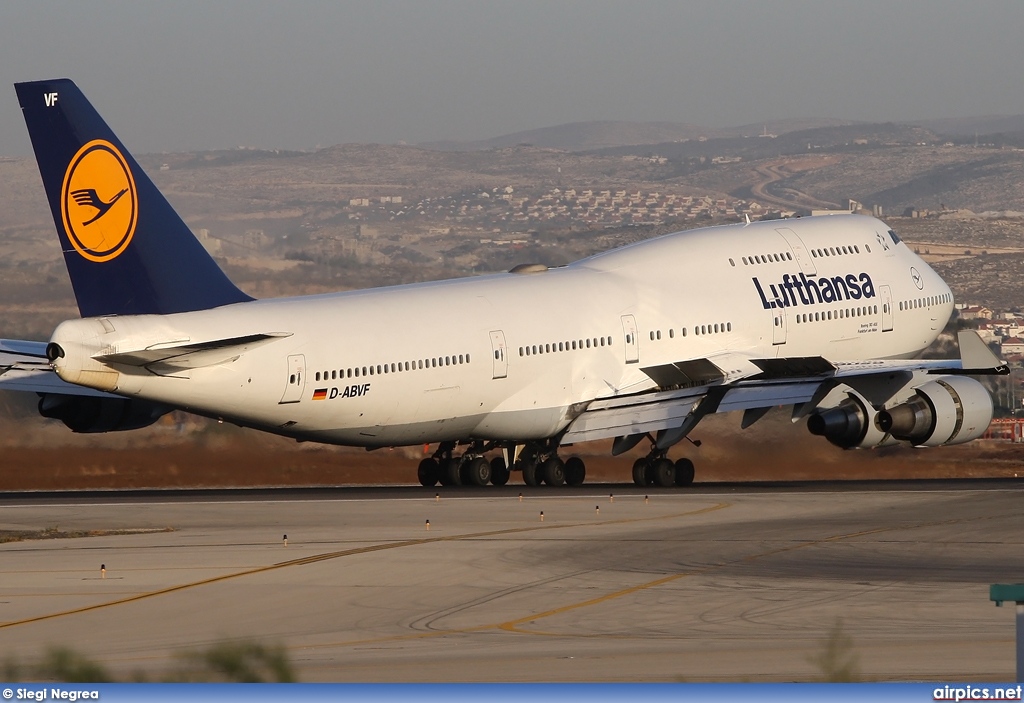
[990,584,1024,682]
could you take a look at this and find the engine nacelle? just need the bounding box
[807,390,889,449]
[38,394,171,433]
[876,376,993,447]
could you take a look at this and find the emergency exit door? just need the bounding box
[279,354,306,404]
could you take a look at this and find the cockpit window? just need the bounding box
[888,229,902,246]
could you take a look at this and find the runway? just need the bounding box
[1,480,1023,681]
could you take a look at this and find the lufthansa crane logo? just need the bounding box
[60,140,138,262]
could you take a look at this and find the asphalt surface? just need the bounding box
[1,479,1022,681]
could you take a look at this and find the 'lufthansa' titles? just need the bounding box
[753,271,876,310]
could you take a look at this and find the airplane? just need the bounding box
[0,79,1008,489]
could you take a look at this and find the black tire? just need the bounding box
[417,458,439,487]
[651,458,675,488]
[442,458,463,486]
[541,457,566,487]
[490,456,510,486]
[674,457,695,486]
[521,460,540,486]
[464,456,491,487]
[564,456,586,486]
[632,458,648,486]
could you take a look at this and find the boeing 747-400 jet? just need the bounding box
[0,79,1008,488]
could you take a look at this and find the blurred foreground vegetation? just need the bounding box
[3,641,295,683]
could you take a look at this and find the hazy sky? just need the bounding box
[1,0,1023,155]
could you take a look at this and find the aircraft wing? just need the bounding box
[561,330,1006,446]
[0,339,113,397]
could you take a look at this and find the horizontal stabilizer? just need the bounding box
[0,339,112,397]
[95,332,291,369]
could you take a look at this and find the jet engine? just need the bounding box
[38,394,171,433]
[875,376,993,447]
[807,389,889,449]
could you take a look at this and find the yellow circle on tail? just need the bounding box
[60,139,138,262]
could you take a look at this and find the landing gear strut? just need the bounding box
[631,436,697,488]
[419,438,588,489]
[512,441,585,487]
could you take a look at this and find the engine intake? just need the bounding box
[876,376,993,447]
[38,394,171,433]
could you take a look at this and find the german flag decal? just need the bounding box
[312,388,328,401]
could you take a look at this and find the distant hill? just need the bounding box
[421,118,865,153]
[912,115,1024,137]
[421,121,711,152]
[588,122,940,161]
[728,118,862,137]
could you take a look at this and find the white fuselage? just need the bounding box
[50,216,954,447]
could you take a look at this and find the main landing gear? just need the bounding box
[514,442,586,488]
[417,440,586,488]
[631,454,695,488]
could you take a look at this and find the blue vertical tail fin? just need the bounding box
[15,79,253,317]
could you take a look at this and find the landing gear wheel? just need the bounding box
[632,458,648,487]
[564,456,586,486]
[490,456,510,486]
[417,458,439,487]
[651,458,675,488]
[441,458,463,486]
[521,460,540,487]
[541,457,566,487]
[464,456,491,486]
[674,458,695,486]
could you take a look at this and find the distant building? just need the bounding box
[960,306,993,321]
[1002,337,1024,356]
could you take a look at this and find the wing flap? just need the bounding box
[561,386,705,444]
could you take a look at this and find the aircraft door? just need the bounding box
[772,307,788,346]
[279,354,306,404]
[776,227,816,276]
[489,330,508,379]
[621,315,640,364]
[880,285,894,332]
